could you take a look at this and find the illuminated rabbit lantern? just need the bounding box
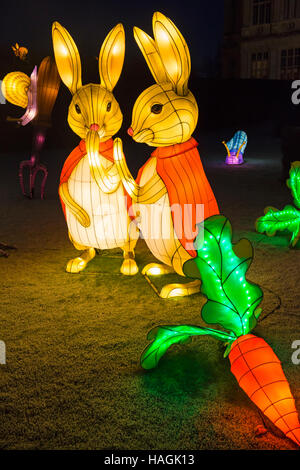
[52,22,138,275]
[2,57,60,198]
[114,12,219,297]
[222,131,247,165]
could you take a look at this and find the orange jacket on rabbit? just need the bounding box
[136,137,219,258]
[59,138,114,218]
[59,138,134,221]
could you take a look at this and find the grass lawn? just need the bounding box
[0,134,299,450]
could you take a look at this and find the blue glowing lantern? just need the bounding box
[223,131,247,165]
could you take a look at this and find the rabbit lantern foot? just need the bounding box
[114,12,219,297]
[52,22,138,274]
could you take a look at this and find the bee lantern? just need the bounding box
[12,43,28,61]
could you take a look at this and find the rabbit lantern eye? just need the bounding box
[151,103,163,114]
[75,104,81,114]
[106,102,112,112]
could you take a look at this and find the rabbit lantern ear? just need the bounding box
[98,23,125,92]
[133,27,169,84]
[153,12,191,95]
[52,21,82,95]
[153,12,191,96]
[133,12,191,95]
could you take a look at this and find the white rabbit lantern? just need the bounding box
[114,12,219,297]
[52,22,138,275]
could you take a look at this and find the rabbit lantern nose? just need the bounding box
[127,127,134,137]
[90,123,99,131]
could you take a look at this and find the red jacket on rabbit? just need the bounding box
[59,138,114,218]
[136,137,219,257]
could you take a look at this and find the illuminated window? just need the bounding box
[281,48,300,79]
[251,52,269,78]
[252,0,271,25]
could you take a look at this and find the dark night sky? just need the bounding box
[0,0,224,74]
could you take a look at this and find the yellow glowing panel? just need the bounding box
[133,27,168,84]
[2,71,30,108]
[98,23,125,92]
[152,11,191,96]
[142,263,174,276]
[52,22,82,95]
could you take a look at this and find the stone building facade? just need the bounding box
[222,0,300,79]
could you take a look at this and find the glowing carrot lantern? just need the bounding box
[113,12,219,297]
[52,22,139,275]
[141,215,300,447]
[12,43,28,61]
[222,130,247,165]
[2,57,60,198]
[229,335,300,446]
[256,161,300,247]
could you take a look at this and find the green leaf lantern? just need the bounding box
[140,215,263,368]
[140,215,300,447]
[256,161,300,247]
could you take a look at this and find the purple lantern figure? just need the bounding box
[222,131,248,165]
[3,57,60,199]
